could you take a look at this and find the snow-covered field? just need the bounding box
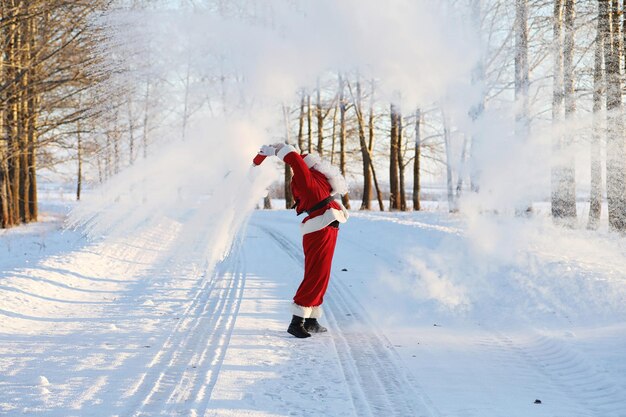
[2,193,626,417]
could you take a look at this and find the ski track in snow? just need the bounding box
[124,250,245,417]
[335,214,626,417]
[486,332,626,417]
[258,224,439,417]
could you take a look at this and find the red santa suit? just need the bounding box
[276,145,349,319]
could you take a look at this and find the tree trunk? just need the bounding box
[353,85,383,211]
[19,9,31,223]
[551,0,565,219]
[456,135,470,198]
[389,102,401,210]
[356,80,372,210]
[181,60,191,141]
[0,9,7,228]
[469,0,485,193]
[0,107,9,227]
[0,156,9,228]
[330,95,338,164]
[0,123,7,227]
[77,122,83,201]
[7,4,21,225]
[561,0,577,222]
[603,0,626,231]
[365,80,376,209]
[128,95,135,164]
[105,134,112,179]
[113,115,120,175]
[589,0,605,229]
[338,75,351,209]
[142,78,151,159]
[443,111,458,213]
[316,79,324,155]
[397,109,407,211]
[306,93,312,154]
[297,90,305,152]
[620,0,626,74]
[515,0,532,214]
[551,0,578,223]
[282,104,294,209]
[26,13,37,222]
[413,109,422,211]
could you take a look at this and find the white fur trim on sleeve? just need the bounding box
[277,144,298,161]
[303,153,321,168]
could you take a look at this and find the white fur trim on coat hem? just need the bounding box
[301,207,348,235]
[290,303,323,319]
[290,302,312,318]
[310,306,324,319]
[277,144,297,161]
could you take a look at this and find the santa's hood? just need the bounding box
[302,153,349,196]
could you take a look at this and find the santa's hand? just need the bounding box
[259,144,277,157]
[271,142,287,152]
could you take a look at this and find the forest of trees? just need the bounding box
[0,1,114,228]
[273,0,626,234]
[3,0,626,232]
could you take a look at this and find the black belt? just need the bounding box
[294,196,334,216]
[305,196,334,215]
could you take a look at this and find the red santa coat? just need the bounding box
[277,145,348,318]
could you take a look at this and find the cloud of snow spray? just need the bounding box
[71,0,626,324]
[380,111,626,324]
[70,0,479,270]
[69,117,279,268]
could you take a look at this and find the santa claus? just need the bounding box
[254,143,349,338]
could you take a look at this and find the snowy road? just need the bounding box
[2,207,626,416]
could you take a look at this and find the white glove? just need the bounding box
[272,142,287,153]
[259,144,276,157]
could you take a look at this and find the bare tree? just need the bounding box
[442,110,458,213]
[306,93,312,153]
[589,0,605,229]
[1,1,116,227]
[282,104,294,209]
[397,108,407,211]
[316,78,324,155]
[355,79,372,209]
[297,90,305,152]
[338,74,350,209]
[351,79,383,211]
[389,102,401,210]
[603,0,626,231]
[561,0,577,222]
[413,108,422,211]
[551,0,565,218]
[515,0,531,214]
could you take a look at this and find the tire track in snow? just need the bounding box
[259,225,439,417]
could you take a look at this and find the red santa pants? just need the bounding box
[293,224,339,308]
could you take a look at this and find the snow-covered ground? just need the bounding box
[2,193,626,417]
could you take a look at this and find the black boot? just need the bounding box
[304,318,328,333]
[287,315,311,338]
